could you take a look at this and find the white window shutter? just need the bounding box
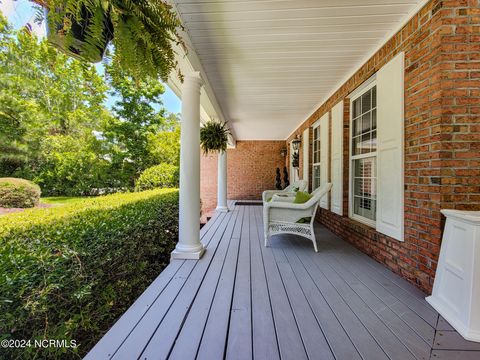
[302,128,309,187]
[320,113,329,209]
[376,52,404,241]
[331,101,343,216]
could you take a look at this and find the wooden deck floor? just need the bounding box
[86,203,480,360]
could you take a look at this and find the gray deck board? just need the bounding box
[338,250,438,327]
[299,238,417,360]
[433,331,480,351]
[322,249,431,359]
[281,244,362,360]
[333,240,438,325]
[436,317,455,331]
[257,210,308,360]
[195,206,245,360]
[249,206,280,360]
[431,350,480,359]
[141,208,240,359]
[86,204,479,360]
[332,250,435,345]
[286,236,389,360]
[110,260,196,359]
[225,206,253,360]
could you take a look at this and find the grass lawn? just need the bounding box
[1,196,94,216]
[41,196,95,206]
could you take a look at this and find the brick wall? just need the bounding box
[200,141,286,220]
[285,0,480,293]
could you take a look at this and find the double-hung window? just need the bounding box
[350,84,377,226]
[312,125,321,190]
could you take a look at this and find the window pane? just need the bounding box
[371,130,377,152]
[353,196,376,221]
[354,157,361,177]
[362,112,371,133]
[353,157,376,220]
[363,178,372,197]
[352,119,360,136]
[353,196,361,217]
[353,98,361,118]
[354,178,362,196]
[361,133,371,154]
[372,109,377,130]
[363,157,375,177]
[362,89,372,113]
[352,136,360,156]
[372,86,376,108]
[313,127,321,164]
[313,165,321,189]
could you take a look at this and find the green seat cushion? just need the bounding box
[267,197,272,202]
[293,191,312,204]
[296,217,312,223]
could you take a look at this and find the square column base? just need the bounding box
[216,206,229,213]
[171,246,205,260]
[426,295,480,342]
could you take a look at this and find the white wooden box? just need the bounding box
[426,210,480,342]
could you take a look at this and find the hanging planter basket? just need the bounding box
[38,0,182,81]
[200,121,230,155]
[46,5,114,63]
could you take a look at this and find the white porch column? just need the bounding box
[216,150,228,212]
[171,72,205,260]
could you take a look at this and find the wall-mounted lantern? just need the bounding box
[291,135,301,168]
[291,136,301,151]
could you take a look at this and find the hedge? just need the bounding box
[0,178,41,208]
[0,189,179,359]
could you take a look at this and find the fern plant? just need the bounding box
[40,0,183,81]
[200,121,230,155]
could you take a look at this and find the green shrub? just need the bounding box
[135,163,179,191]
[0,189,179,359]
[33,135,113,197]
[0,177,41,208]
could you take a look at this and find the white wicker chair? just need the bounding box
[262,180,308,203]
[263,183,332,252]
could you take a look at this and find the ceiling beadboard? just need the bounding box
[173,0,426,140]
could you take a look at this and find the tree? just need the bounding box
[0,13,181,194]
[32,134,110,196]
[0,13,109,177]
[147,113,181,167]
[101,64,179,186]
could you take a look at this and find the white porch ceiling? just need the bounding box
[173,0,426,140]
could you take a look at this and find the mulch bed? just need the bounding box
[0,203,52,215]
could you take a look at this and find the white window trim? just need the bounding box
[348,74,376,100]
[312,122,321,190]
[348,80,377,228]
